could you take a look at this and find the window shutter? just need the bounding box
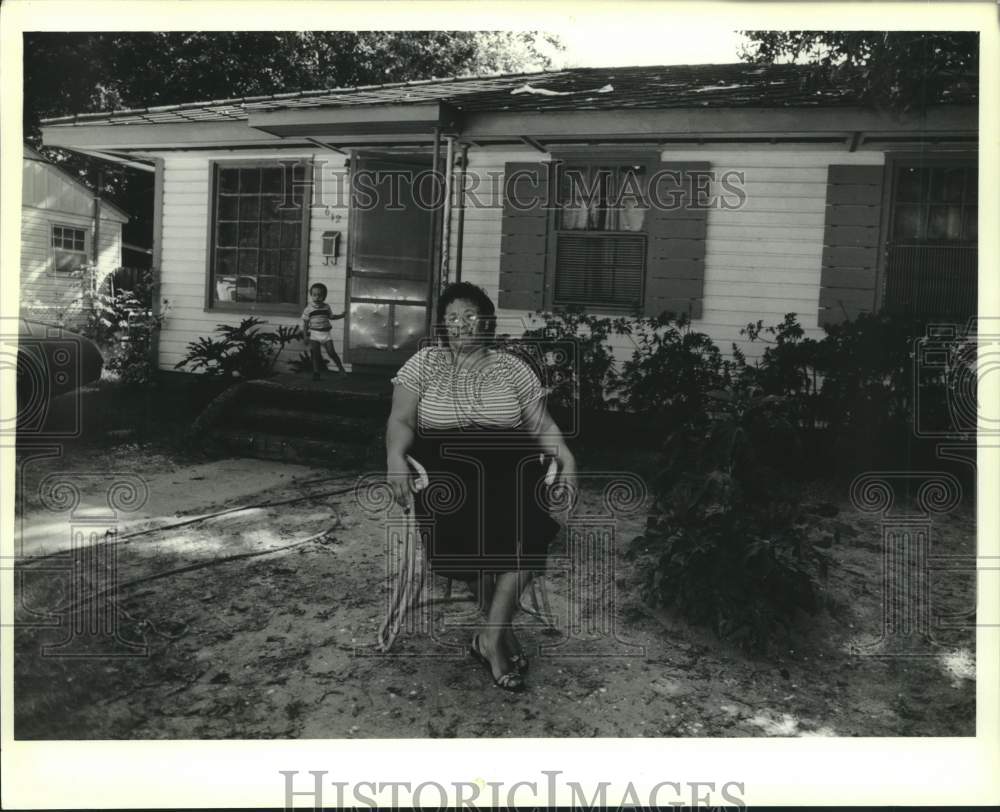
[644,161,709,319]
[498,162,549,311]
[819,164,885,326]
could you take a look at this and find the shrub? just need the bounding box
[629,378,828,652]
[616,312,731,434]
[76,266,168,387]
[741,312,972,474]
[175,317,300,381]
[507,307,626,412]
[288,351,328,374]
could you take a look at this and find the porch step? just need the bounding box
[245,376,393,417]
[234,406,382,443]
[193,372,391,466]
[217,430,375,467]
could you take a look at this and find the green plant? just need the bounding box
[616,312,731,433]
[288,351,327,374]
[630,379,828,652]
[175,317,300,381]
[507,307,627,412]
[741,312,971,474]
[75,266,168,387]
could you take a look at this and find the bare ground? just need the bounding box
[13,442,976,739]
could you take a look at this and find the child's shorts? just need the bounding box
[309,329,332,343]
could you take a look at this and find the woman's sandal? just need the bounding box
[511,650,529,674]
[470,634,525,693]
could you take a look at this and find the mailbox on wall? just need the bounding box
[322,230,341,264]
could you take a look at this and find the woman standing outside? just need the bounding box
[385,282,576,692]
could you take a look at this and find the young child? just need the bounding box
[301,283,346,379]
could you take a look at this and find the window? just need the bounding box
[51,225,87,272]
[883,157,977,318]
[208,162,310,310]
[891,164,977,244]
[499,156,707,319]
[551,161,649,310]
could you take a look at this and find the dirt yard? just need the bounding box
[14,441,976,739]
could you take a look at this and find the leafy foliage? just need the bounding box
[738,311,972,471]
[737,314,824,443]
[288,351,328,375]
[25,32,560,130]
[739,30,978,111]
[24,31,563,250]
[175,318,300,381]
[75,266,167,387]
[629,379,827,652]
[615,312,732,434]
[504,307,627,413]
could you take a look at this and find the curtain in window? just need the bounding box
[560,165,647,232]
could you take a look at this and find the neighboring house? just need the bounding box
[20,145,129,327]
[39,64,977,375]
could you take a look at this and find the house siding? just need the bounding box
[151,145,887,373]
[19,207,124,326]
[152,149,349,372]
[460,147,884,362]
[20,157,127,327]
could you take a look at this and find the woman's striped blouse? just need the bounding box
[391,346,545,430]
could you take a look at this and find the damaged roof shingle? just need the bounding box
[41,62,977,127]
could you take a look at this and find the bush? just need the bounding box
[76,266,167,387]
[616,312,731,433]
[629,378,828,652]
[175,317,300,381]
[506,307,626,412]
[289,351,328,374]
[740,311,972,474]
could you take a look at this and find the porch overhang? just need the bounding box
[247,101,460,137]
[42,120,283,151]
[40,103,977,153]
[459,105,978,141]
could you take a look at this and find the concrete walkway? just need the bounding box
[14,458,335,559]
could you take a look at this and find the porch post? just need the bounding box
[440,136,455,289]
[454,143,469,284]
[150,157,165,370]
[428,126,441,315]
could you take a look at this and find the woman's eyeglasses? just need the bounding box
[444,312,482,326]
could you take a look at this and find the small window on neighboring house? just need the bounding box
[52,225,87,272]
[209,162,310,310]
[553,163,649,310]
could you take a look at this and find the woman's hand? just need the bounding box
[543,450,578,513]
[387,453,414,512]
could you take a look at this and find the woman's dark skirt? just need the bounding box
[409,427,561,580]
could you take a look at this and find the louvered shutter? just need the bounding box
[498,162,549,311]
[818,164,885,325]
[643,161,710,319]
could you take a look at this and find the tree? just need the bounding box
[23,30,562,251]
[739,30,978,111]
[24,31,561,143]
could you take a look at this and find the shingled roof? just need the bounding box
[41,62,976,127]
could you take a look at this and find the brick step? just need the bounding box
[229,405,384,442]
[241,376,391,417]
[215,430,379,467]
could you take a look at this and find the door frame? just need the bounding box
[343,150,440,369]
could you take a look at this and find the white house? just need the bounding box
[39,64,977,375]
[20,145,129,327]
